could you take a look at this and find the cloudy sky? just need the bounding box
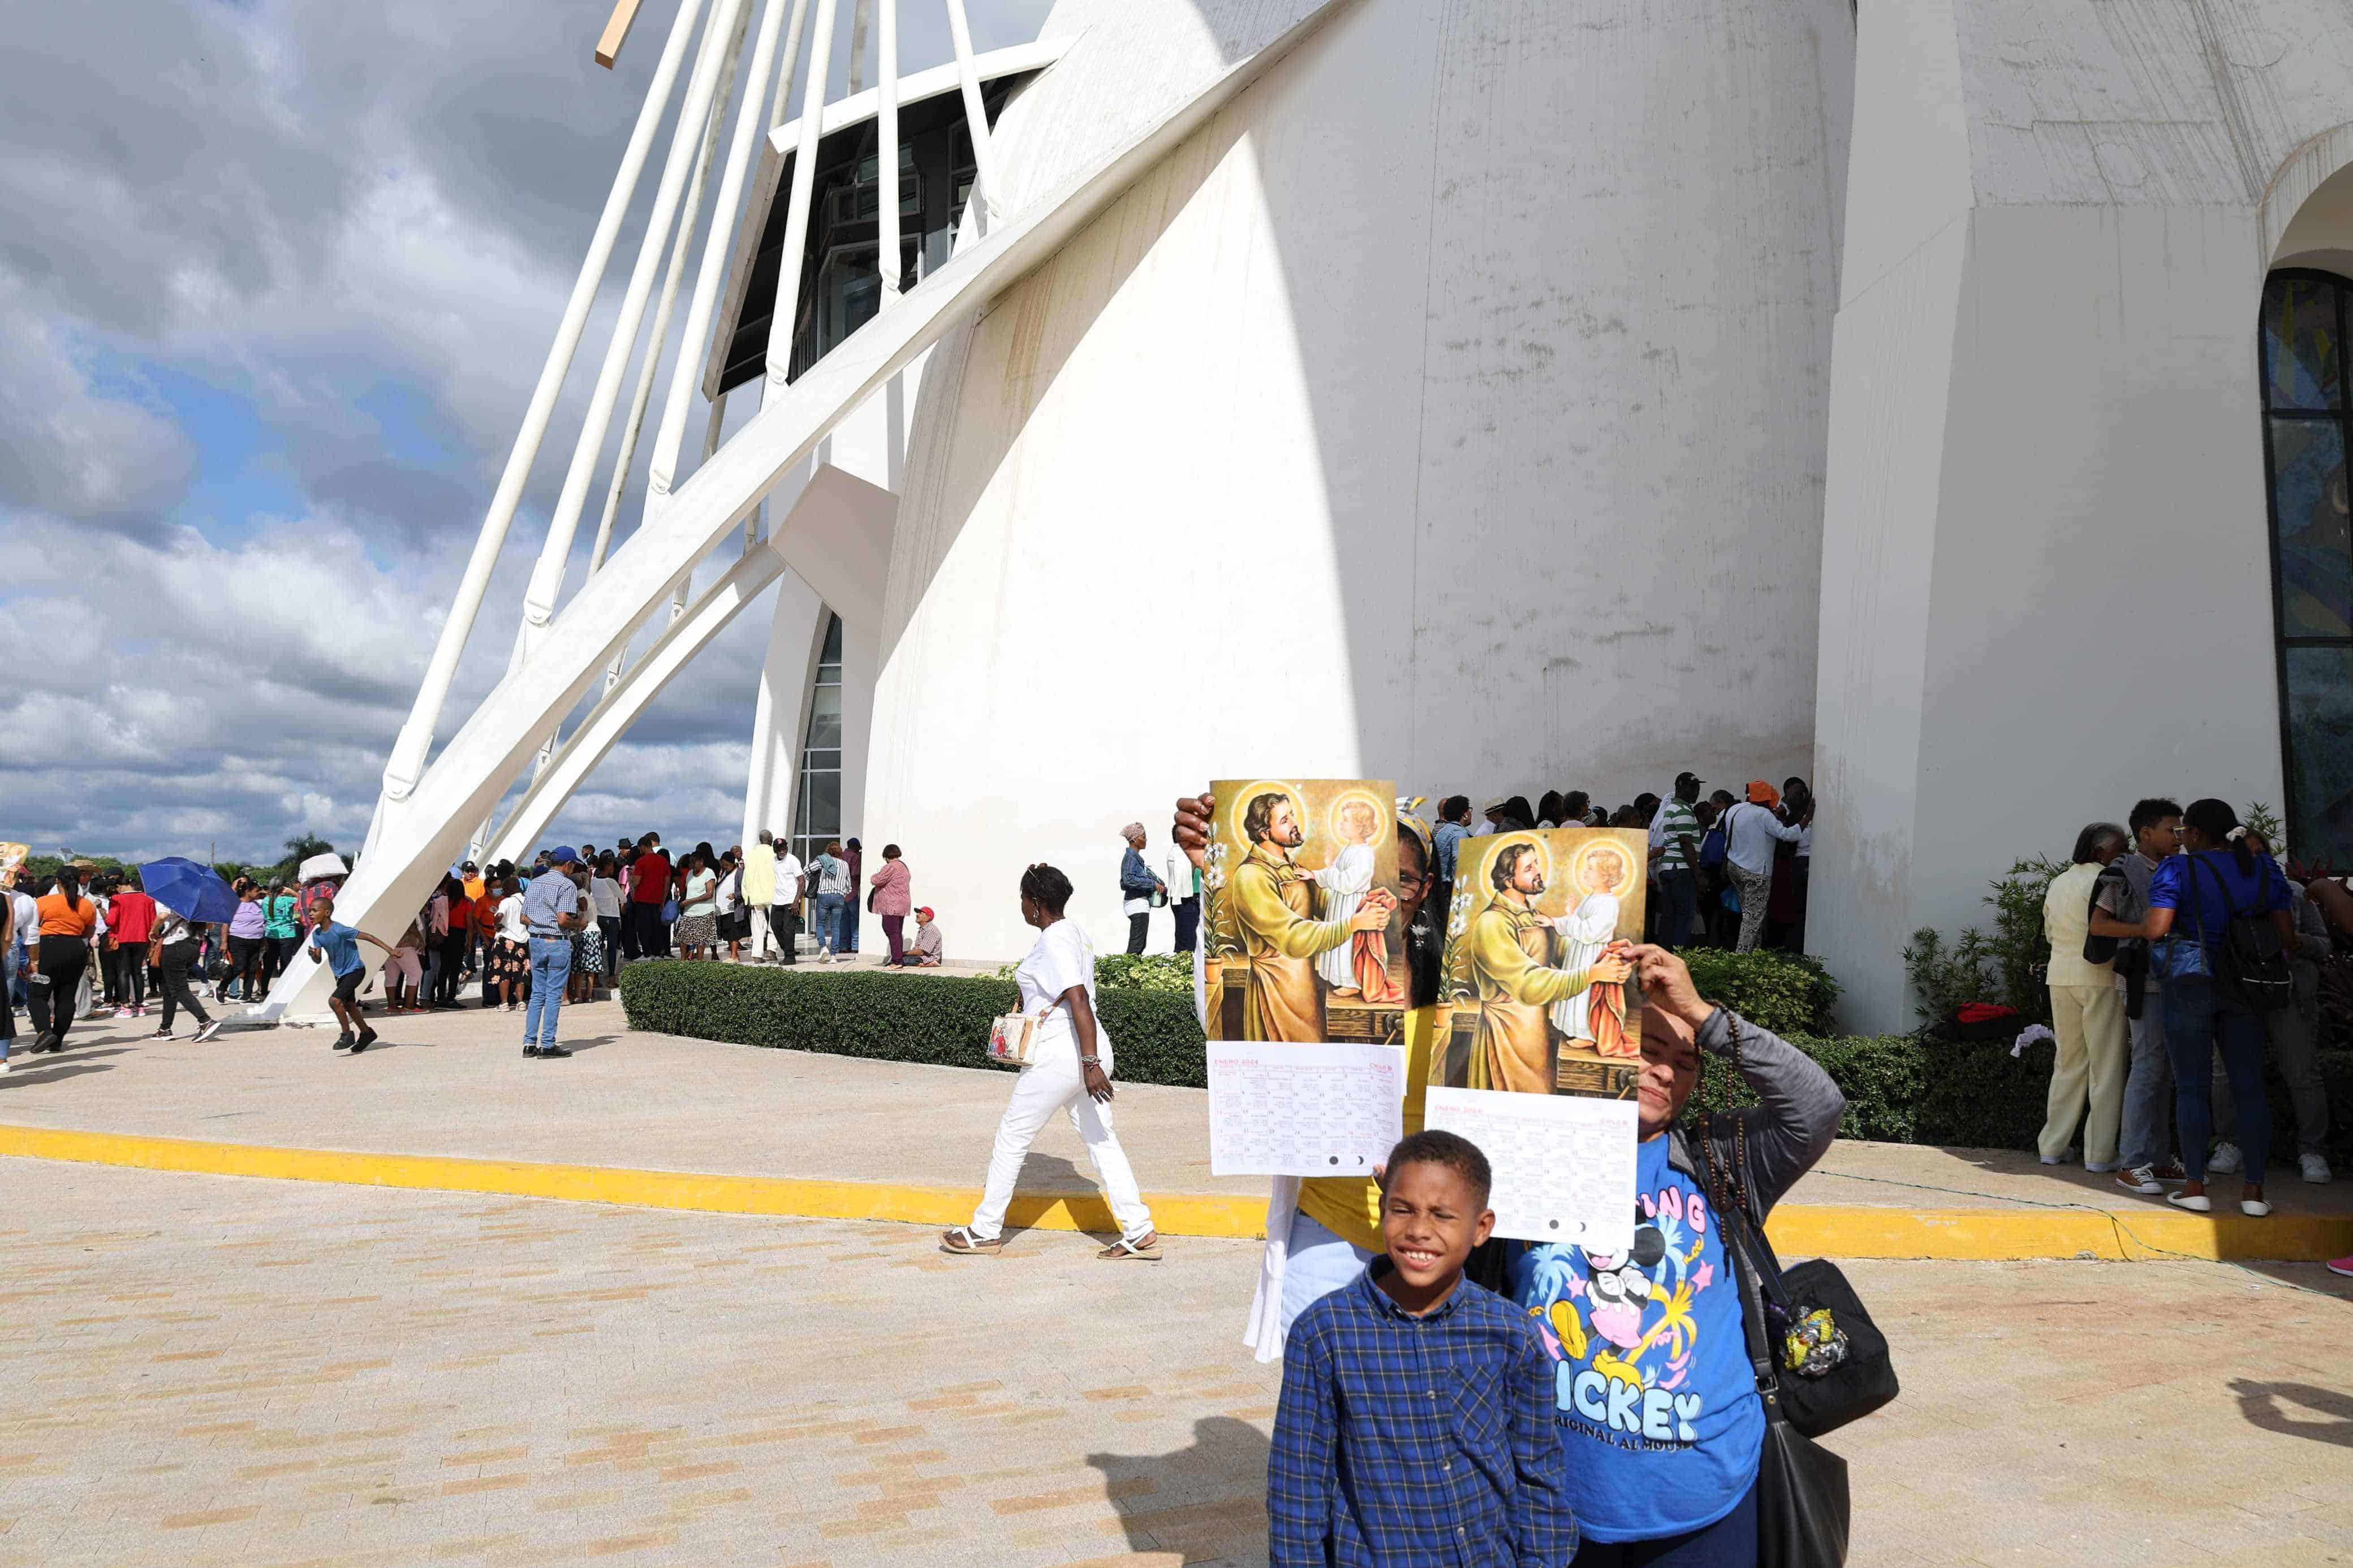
[0,0,1050,865]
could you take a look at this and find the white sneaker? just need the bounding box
[193,1021,223,1044]
[2301,1152,2333,1185]
[2208,1141,2244,1174]
[2115,1166,2164,1195]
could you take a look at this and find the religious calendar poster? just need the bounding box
[1424,1085,1639,1252]
[1208,1042,1405,1177]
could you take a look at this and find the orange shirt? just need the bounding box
[35,892,98,939]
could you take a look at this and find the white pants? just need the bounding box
[969,1036,1153,1243]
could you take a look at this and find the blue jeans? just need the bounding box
[814,892,847,953]
[525,936,572,1049]
[2118,978,2174,1170]
[1574,1480,1756,1565]
[2160,975,2269,1182]
[1656,869,1698,951]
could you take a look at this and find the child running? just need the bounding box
[1267,1129,1576,1568]
[305,896,396,1053]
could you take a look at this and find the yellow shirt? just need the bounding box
[2043,861,2113,988]
[1294,1004,1438,1252]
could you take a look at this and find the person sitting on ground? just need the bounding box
[1267,1129,1574,1568]
[305,896,395,1053]
[906,906,944,967]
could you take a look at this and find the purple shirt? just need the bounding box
[229,900,267,939]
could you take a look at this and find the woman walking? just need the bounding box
[262,880,301,992]
[941,864,1160,1260]
[590,854,624,980]
[26,866,99,1053]
[871,845,912,966]
[148,905,223,1042]
[2134,798,2294,1217]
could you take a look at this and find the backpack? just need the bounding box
[1699,815,1730,869]
[2192,856,2294,1012]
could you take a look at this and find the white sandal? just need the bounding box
[2167,1192,2212,1213]
[1098,1232,1162,1262]
[2240,1199,2272,1218]
[939,1226,1004,1256]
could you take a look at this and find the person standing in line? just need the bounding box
[458,859,488,977]
[1480,796,1534,836]
[25,865,99,1054]
[713,848,747,962]
[417,882,448,1009]
[1720,781,1804,952]
[305,895,395,1053]
[435,874,472,1007]
[1119,823,1163,956]
[742,832,778,962]
[2126,798,2292,1218]
[941,863,1160,1260]
[809,841,850,961]
[628,833,672,961]
[1164,832,1201,953]
[489,875,532,1009]
[148,904,222,1043]
[1536,789,1567,830]
[1648,772,1704,952]
[0,884,15,1070]
[2037,824,2130,1172]
[568,866,604,1002]
[1773,775,1815,951]
[843,839,865,956]
[907,906,945,966]
[381,917,425,1014]
[261,880,300,996]
[1561,790,1598,828]
[1432,795,1472,926]
[2207,829,2333,1185]
[5,870,35,1015]
[870,844,912,966]
[107,875,157,1018]
[2089,799,2187,1195]
[223,880,269,1004]
[589,854,624,981]
[771,833,804,965]
[676,850,719,960]
[521,847,584,1059]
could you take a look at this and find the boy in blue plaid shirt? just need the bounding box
[1268,1130,1576,1567]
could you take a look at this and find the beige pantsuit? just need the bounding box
[2039,982,2128,1166]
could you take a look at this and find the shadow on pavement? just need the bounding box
[1,1061,118,1086]
[2229,1380,2353,1448]
[1087,1416,1270,1558]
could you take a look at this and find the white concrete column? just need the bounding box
[742,568,829,848]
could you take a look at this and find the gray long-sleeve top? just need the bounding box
[1666,1007,1846,1217]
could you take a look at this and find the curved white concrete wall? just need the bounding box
[867,0,1855,961]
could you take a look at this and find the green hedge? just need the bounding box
[619,959,2353,1167]
[617,962,1209,1088]
[1679,949,1840,1038]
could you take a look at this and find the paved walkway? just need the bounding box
[7,1003,2349,1258]
[3,1159,2347,1568]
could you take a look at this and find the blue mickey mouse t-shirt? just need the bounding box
[1509,1132,1762,1543]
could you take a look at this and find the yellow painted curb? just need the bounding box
[0,1123,2344,1262]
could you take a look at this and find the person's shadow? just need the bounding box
[1086,1416,1272,1562]
[2230,1380,2353,1448]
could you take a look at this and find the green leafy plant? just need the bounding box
[1899,856,2066,1024]
[987,951,1195,993]
[1680,949,1841,1038]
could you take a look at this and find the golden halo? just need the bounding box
[1483,833,1553,892]
[1326,788,1391,849]
[1570,835,1640,900]
[1227,780,1306,849]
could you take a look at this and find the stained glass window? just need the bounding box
[789,613,846,878]
[2262,270,2353,861]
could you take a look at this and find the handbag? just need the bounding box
[660,898,680,925]
[2195,855,2294,1012]
[986,1007,1050,1066]
[1701,1020,1899,1441]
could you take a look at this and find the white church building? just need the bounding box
[274,0,2353,1035]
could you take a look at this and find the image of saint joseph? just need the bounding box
[1230,791,1396,1041]
[1467,841,1632,1094]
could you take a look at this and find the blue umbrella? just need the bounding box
[139,857,240,924]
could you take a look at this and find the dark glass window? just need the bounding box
[789,613,847,874]
[2261,270,2353,858]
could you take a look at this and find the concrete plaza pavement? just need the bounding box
[5,1001,2350,1257]
[2,1157,2348,1567]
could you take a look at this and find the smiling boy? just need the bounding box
[1268,1129,1578,1568]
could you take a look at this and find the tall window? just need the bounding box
[2261,271,2353,862]
[788,613,845,873]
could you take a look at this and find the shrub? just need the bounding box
[1901,856,2067,1025]
[1681,949,1840,1037]
[618,961,1208,1088]
[988,951,1196,994]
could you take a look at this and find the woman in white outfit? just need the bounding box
[942,863,1161,1260]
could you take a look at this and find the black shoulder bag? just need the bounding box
[1723,1204,1851,1568]
[2193,854,2294,1013]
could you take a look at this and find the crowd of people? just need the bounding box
[2041,796,2338,1219]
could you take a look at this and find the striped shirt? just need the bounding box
[1652,796,1701,871]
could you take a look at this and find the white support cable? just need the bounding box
[519,0,754,645]
[764,0,842,400]
[378,0,707,802]
[876,0,902,303]
[768,0,815,130]
[942,0,1006,227]
[588,46,739,577]
[647,0,800,510]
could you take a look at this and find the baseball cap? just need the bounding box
[916,906,934,921]
[549,845,581,865]
[1675,770,1704,791]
